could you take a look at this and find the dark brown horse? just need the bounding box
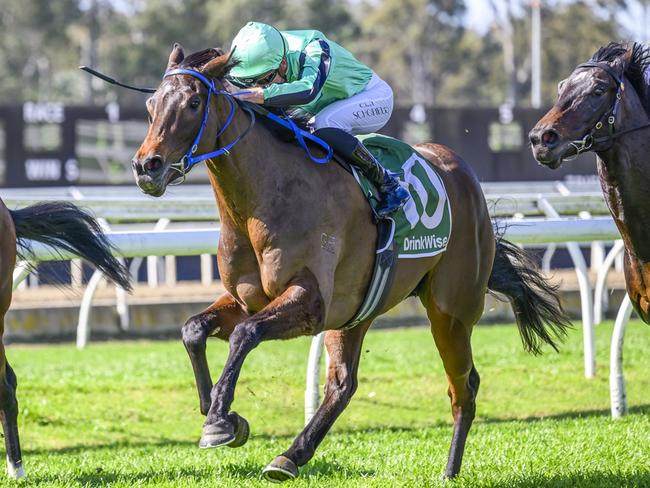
[132,45,570,482]
[0,198,131,479]
[530,42,650,323]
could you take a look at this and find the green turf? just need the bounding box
[3,321,649,487]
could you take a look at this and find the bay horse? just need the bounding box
[132,45,570,482]
[0,198,132,479]
[530,42,650,323]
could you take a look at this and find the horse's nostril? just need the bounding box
[541,130,559,147]
[529,132,540,146]
[143,156,163,173]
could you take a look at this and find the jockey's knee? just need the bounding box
[311,115,348,133]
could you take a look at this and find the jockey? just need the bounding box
[227,21,410,218]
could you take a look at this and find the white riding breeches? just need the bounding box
[309,73,394,135]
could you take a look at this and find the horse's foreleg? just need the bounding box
[0,338,23,479]
[200,269,324,449]
[263,323,370,483]
[428,307,479,479]
[182,292,249,415]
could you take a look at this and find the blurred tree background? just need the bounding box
[0,0,646,107]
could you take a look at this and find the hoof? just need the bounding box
[199,419,235,449]
[227,412,250,448]
[199,412,249,449]
[262,456,298,483]
[6,459,24,480]
[443,470,459,480]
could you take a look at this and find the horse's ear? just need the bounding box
[622,46,635,66]
[612,45,634,75]
[167,43,185,71]
[200,50,234,79]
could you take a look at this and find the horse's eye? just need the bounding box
[594,88,605,97]
[190,98,201,110]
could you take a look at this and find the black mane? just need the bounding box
[179,48,223,69]
[178,47,238,79]
[590,42,650,115]
[626,43,650,107]
[589,42,628,63]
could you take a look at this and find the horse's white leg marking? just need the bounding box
[6,456,24,479]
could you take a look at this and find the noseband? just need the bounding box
[162,68,255,184]
[566,62,650,159]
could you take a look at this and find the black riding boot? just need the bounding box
[314,128,410,218]
[350,142,410,217]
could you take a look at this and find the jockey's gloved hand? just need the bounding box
[223,79,238,93]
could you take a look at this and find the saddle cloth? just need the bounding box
[353,134,452,259]
[340,134,452,329]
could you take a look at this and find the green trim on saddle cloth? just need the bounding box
[353,134,452,259]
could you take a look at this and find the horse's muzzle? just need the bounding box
[529,127,567,169]
[529,127,561,149]
[132,154,172,196]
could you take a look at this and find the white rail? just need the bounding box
[2,191,611,220]
[13,228,221,347]
[610,294,632,418]
[537,198,595,378]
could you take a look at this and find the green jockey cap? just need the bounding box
[230,22,286,80]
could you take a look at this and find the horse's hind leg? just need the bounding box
[0,327,23,479]
[1,366,22,480]
[262,322,371,482]
[182,292,249,415]
[426,300,480,479]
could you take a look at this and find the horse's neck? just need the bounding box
[204,101,305,231]
[204,107,261,228]
[598,87,650,261]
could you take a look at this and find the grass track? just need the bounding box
[3,321,650,487]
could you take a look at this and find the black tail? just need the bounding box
[487,235,571,354]
[10,202,132,291]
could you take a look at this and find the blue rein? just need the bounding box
[162,68,332,182]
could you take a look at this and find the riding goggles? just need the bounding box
[227,67,279,88]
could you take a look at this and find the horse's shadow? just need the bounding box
[218,459,375,479]
[24,438,197,456]
[299,459,375,479]
[28,466,210,487]
[478,403,650,425]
